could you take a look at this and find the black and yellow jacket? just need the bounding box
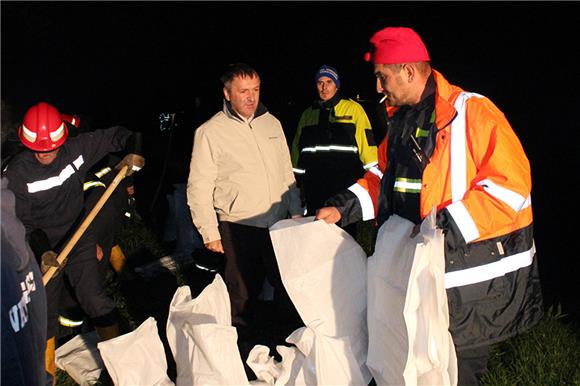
[291,94,377,214]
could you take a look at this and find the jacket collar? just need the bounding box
[432,69,464,131]
[314,92,341,110]
[383,70,463,132]
[223,100,268,122]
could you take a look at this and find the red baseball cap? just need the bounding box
[364,27,430,64]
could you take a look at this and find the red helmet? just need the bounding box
[61,113,81,128]
[18,102,68,152]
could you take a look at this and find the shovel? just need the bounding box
[43,165,129,285]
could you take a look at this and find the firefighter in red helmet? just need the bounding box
[18,102,68,152]
[4,101,145,384]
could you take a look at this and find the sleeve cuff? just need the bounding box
[200,227,221,244]
[446,201,480,243]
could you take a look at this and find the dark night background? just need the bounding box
[2,2,580,321]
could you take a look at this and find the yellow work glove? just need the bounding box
[116,154,145,176]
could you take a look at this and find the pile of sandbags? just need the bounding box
[57,213,456,385]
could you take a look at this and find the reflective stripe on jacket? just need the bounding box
[291,98,377,213]
[291,98,378,174]
[351,71,533,242]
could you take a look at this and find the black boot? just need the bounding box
[95,323,119,342]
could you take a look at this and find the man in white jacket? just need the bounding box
[187,63,303,335]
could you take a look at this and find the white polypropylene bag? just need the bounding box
[269,217,370,384]
[97,317,174,386]
[274,345,309,386]
[183,322,249,385]
[367,211,457,386]
[402,211,457,385]
[287,321,366,386]
[246,344,311,386]
[166,274,249,386]
[246,345,280,385]
[55,331,103,385]
[367,214,415,385]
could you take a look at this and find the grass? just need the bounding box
[55,217,580,385]
[481,305,580,386]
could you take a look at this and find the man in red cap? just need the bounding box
[317,26,543,385]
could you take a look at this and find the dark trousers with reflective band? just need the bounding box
[62,229,117,327]
[59,185,124,323]
[218,221,300,328]
[456,345,490,386]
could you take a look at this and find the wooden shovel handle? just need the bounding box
[43,165,129,285]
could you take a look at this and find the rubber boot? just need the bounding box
[95,323,119,342]
[109,244,127,273]
[45,336,56,386]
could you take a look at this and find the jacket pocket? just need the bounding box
[446,239,511,305]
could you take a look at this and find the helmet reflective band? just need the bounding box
[61,114,80,128]
[20,124,37,142]
[49,123,65,141]
[18,102,68,152]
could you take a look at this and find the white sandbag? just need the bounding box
[183,323,249,385]
[55,331,103,385]
[246,344,309,386]
[246,345,280,385]
[274,345,309,386]
[167,274,231,330]
[247,326,366,386]
[166,274,248,386]
[367,215,415,385]
[97,317,174,386]
[403,210,457,385]
[287,321,366,386]
[269,217,371,384]
[367,211,457,386]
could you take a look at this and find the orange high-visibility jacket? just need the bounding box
[355,70,532,243]
[342,70,543,349]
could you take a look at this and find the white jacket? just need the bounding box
[187,102,302,243]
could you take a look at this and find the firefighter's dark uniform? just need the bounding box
[4,125,141,342]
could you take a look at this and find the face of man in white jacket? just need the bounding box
[223,74,260,120]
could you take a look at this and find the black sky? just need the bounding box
[2,1,580,318]
[3,2,578,126]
